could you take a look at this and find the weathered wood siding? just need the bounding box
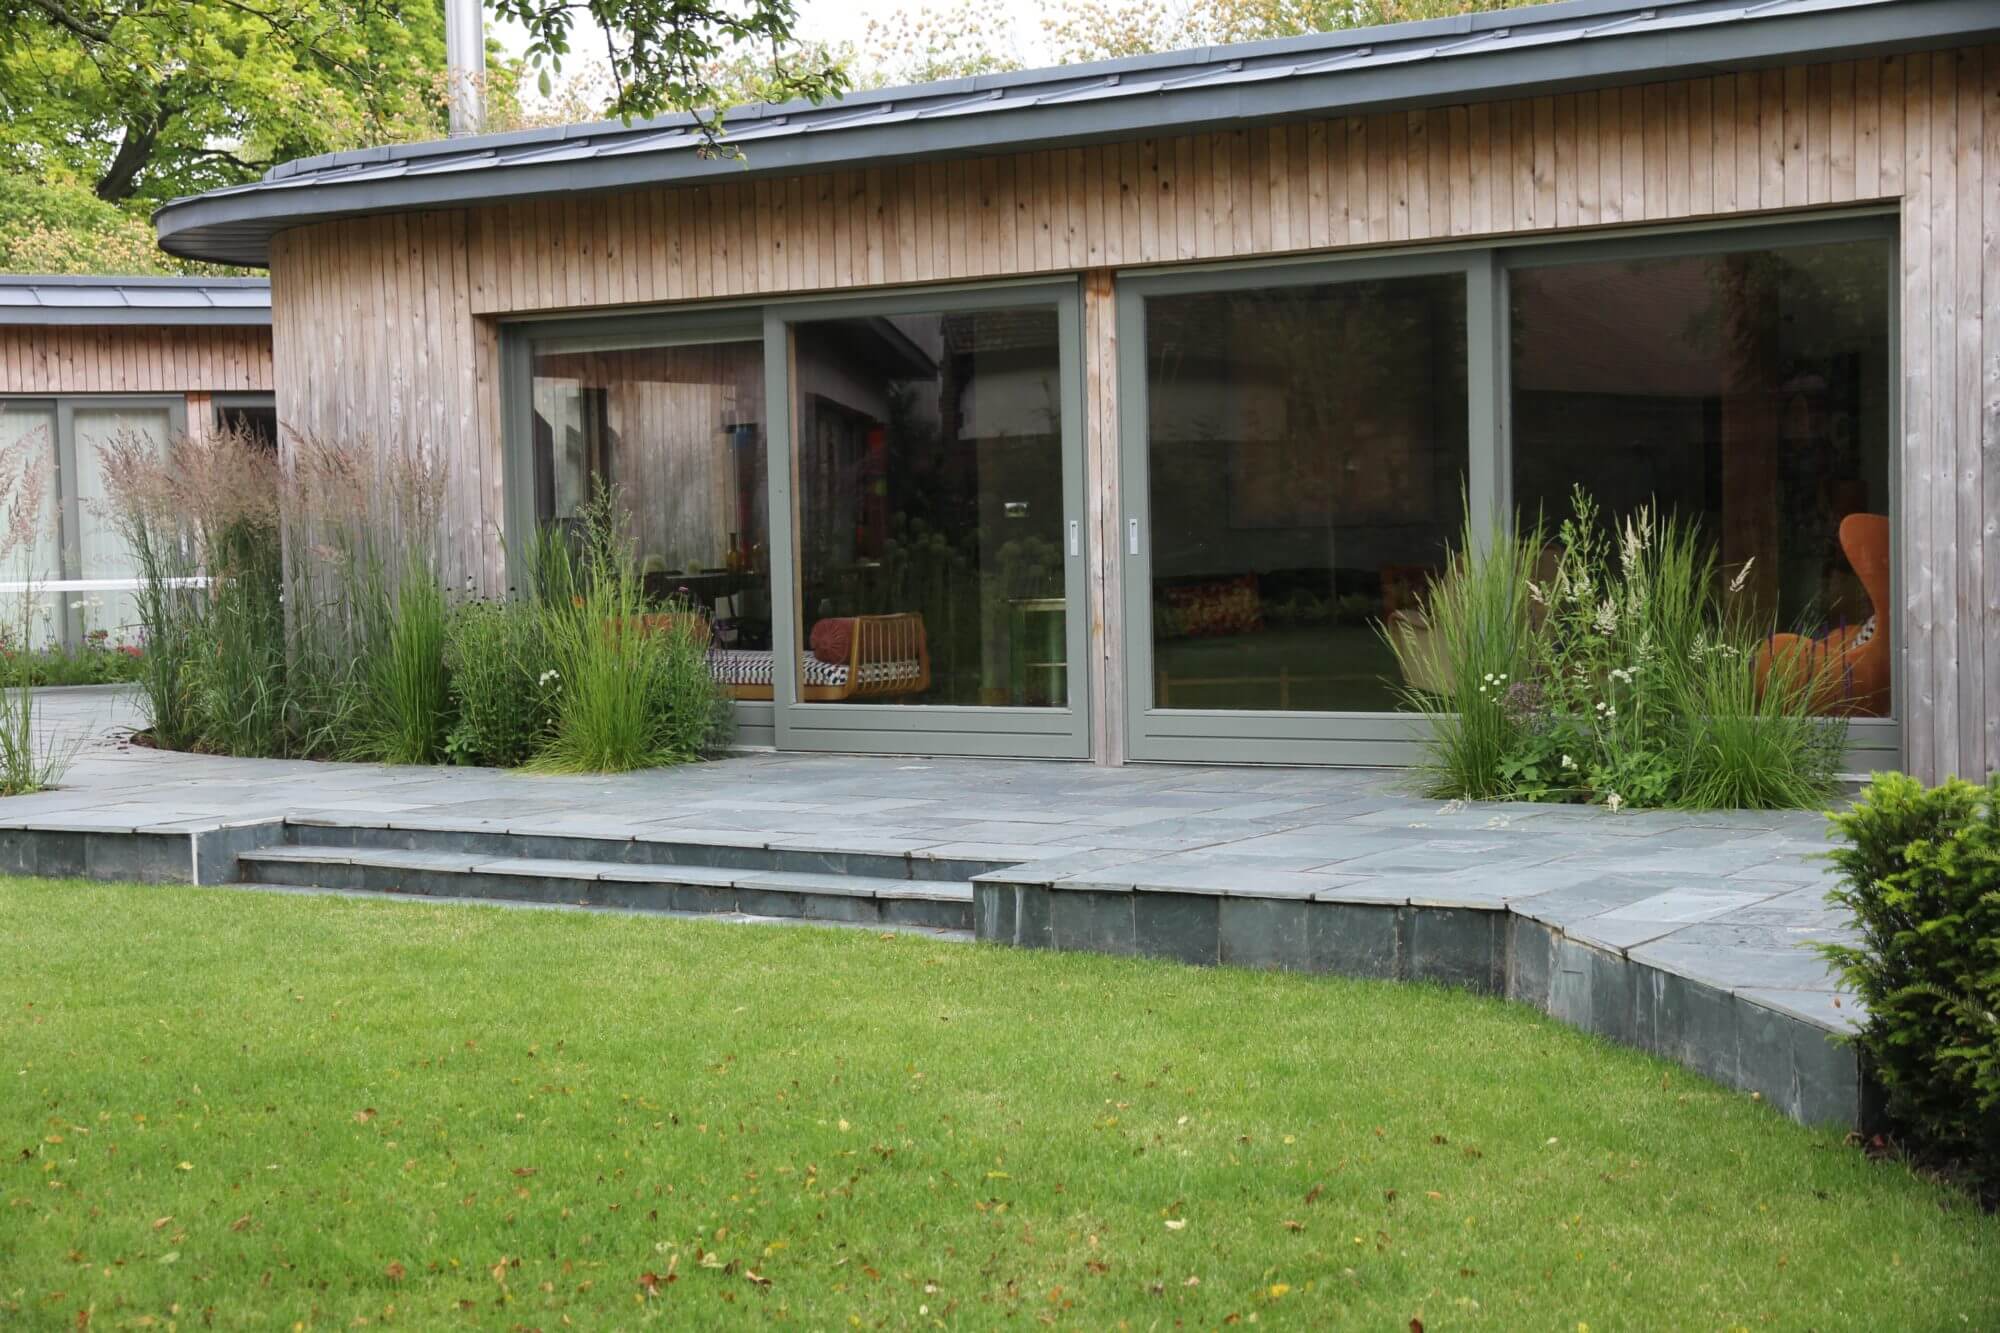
[0,325,273,396]
[268,46,2000,779]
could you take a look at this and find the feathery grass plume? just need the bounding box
[0,431,78,794]
[97,423,286,755]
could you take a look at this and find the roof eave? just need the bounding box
[153,0,2000,268]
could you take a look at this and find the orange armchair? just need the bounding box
[1754,512,1890,717]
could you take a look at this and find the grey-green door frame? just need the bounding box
[763,279,1093,759]
[1115,250,1485,766]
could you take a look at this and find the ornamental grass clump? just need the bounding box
[530,486,732,774]
[1387,486,1846,810]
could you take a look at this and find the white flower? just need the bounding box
[1561,754,1576,771]
[69,600,86,611]
[1605,792,1625,813]
[1608,667,1632,684]
[538,669,559,686]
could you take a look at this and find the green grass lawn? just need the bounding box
[3,880,1996,1329]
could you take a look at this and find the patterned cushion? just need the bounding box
[707,649,924,690]
[1163,575,1264,639]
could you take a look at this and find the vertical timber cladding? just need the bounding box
[0,325,273,395]
[267,47,2000,780]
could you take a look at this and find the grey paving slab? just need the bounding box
[11,683,1872,1057]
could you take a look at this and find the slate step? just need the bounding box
[236,845,974,930]
[285,818,1016,883]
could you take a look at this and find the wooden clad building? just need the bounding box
[153,0,2000,777]
[0,276,274,647]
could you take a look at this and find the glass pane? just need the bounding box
[0,406,63,649]
[1510,236,1894,716]
[528,337,771,660]
[1145,274,1468,713]
[791,306,1067,707]
[72,405,170,648]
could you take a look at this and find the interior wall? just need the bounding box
[266,45,2000,780]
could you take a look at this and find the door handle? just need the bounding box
[1127,518,1140,555]
[1068,519,1079,557]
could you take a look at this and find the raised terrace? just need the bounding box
[9,686,1866,1128]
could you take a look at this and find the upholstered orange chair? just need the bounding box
[1755,512,1890,717]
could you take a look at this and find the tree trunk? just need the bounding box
[94,109,169,202]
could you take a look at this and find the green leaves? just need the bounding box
[489,0,850,144]
[1824,774,2000,1196]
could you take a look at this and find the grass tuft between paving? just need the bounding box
[2,877,1996,1328]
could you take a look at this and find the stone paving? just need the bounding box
[17,685,1860,1034]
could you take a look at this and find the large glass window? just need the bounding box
[1510,235,1894,716]
[72,404,171,644]
[0,404,62,648]
[528,336,770,653]
[1143,274,1468,713]
[790,305,1068,708]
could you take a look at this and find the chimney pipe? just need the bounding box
[445,0,486,137]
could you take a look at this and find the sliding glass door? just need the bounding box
[1118,255,1475,764]
[766,282,1090,757]
[1116,216,1896,767]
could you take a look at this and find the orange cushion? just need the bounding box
[809,617,856,665]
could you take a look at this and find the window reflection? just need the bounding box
[1145,274,1469,713]
[791,306,1067,707]
[1510,238,1894,716]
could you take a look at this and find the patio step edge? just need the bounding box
[234,846,975,930]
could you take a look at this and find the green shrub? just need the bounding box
[1823,773,2000,1195]
[445,598,556,768]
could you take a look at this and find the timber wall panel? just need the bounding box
[0,325,271,396]
[268,46,2000,779]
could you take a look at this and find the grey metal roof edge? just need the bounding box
[0,308,273,328]
[154,0,2000,267]
[0,274,272,326]
[255,0,1658,182]
[0,274,271,288]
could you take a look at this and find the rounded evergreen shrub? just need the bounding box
[1824,773,2000,1197]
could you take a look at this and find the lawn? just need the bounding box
[2,880,1995,1329]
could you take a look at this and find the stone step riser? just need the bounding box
[286,822,1006,884]
[246,855,974,931]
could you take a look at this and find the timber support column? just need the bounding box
[1083,269,1127,766]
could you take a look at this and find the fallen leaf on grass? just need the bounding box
[150,1217,172,1231]
[353,1109,376,1124]
[1281,1220,1304,1232]
[1163,1219,1186,1232]
[384,1263,405,1282]
[229,1215,252,1232]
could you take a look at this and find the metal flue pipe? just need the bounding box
[444,0,486,137]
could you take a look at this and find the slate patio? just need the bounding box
[9,685,1868,1123]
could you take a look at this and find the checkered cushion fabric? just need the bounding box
[707,650,924,690]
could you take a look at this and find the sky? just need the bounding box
[489,1,1058,70]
